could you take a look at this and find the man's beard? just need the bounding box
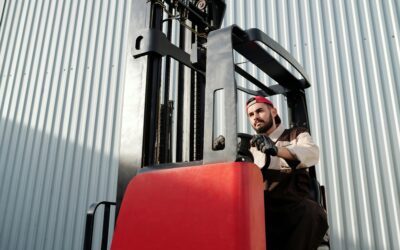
[254,118,273,134]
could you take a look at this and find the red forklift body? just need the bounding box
[111,162,266,250]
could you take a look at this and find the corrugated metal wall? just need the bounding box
[1,0,399,250]
[0,0,128,249]
[223,0,400,249]
[0,1,6,28]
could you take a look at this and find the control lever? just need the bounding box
[213,133,271,165]
[236,133,254,162]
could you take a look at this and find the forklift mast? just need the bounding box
[117,0,227,208]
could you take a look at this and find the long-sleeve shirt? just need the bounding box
[250,124,319,190]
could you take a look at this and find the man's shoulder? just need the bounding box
[290,126,309,135]
[278,126,310,141]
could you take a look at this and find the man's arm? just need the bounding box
[276,146,297,161]
[250,131,319,168]
[282,132,319,167]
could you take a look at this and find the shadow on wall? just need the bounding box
[0,116,118,250]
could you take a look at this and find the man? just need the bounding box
[246,96,328,250]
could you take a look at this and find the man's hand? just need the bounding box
[250,134,278,156]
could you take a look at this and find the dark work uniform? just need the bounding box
[252,126,328,250]
[264,169,328,250]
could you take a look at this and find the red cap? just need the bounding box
[246,96,274,110]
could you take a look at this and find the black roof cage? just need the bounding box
[203,25,313,165]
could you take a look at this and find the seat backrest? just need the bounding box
[309,177,327,209]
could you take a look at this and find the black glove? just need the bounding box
[250,134,278,156]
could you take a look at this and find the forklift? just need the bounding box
[84,1,328,249]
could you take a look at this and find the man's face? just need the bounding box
[247,102,276,134]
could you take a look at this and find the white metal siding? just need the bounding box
[0,1,6,28]
[0,0,128,249]
[1,0,399,250]
[224,1,400,249]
